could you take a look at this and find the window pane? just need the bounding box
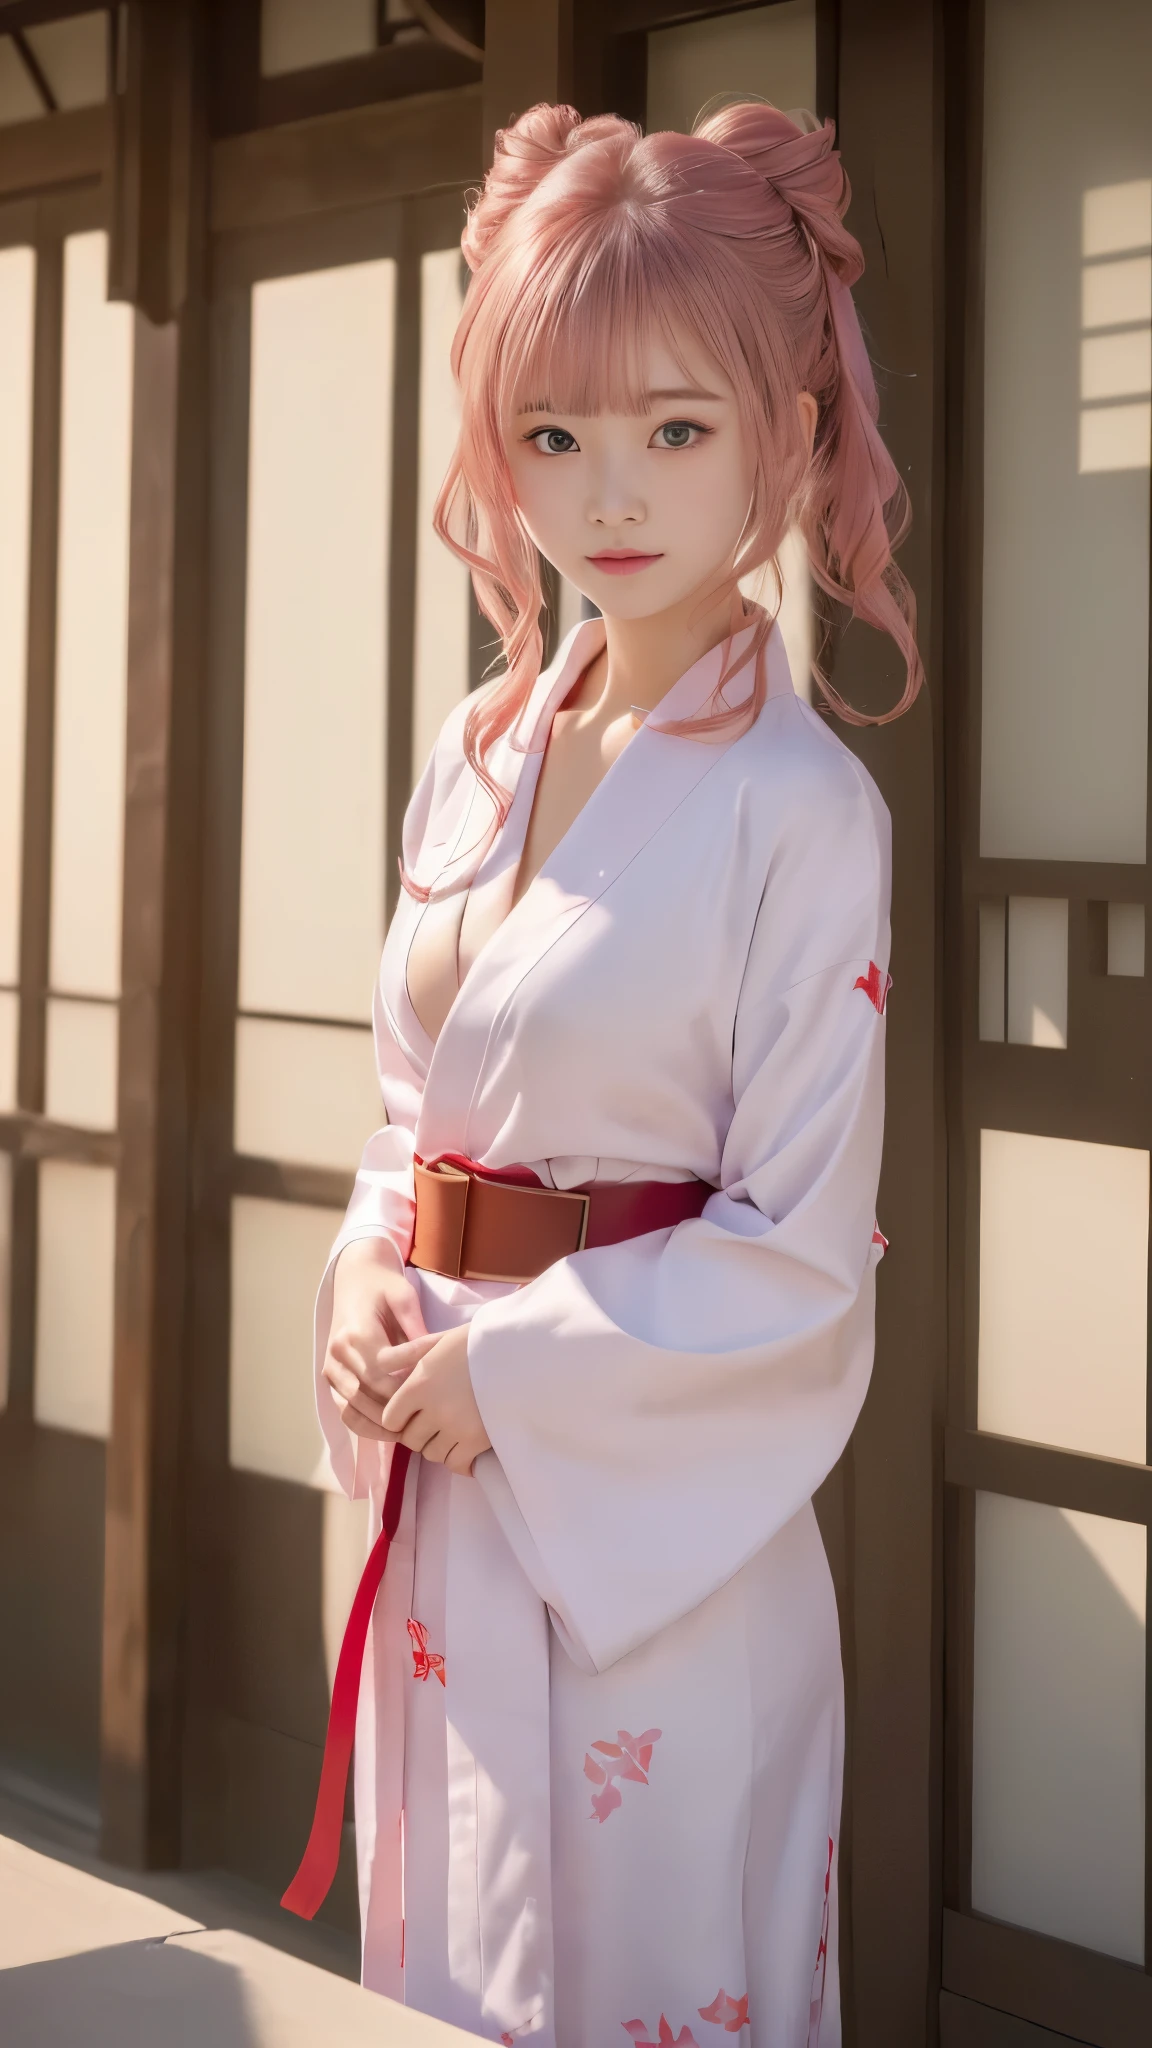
[230,1195,342,1485]
[24,13,108,109]
[234,1015,379,1170]
[34,1160,116,1438]
[1006,896,1068,1048]
[0,1151,10,1412]
[0,989,16,1112]
[972,1492,1145,1963]
[0,245,34,988]
[50,231,133,998]
[412,247,470,783]
[260,0,377,75]
[980,0,1151,861]
[44,997,118,1131]
[648,0,816,131]
[978,1128,1148,1462]
[239,260,394,1023]
[0,39,46,127]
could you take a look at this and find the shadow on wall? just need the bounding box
[0,1936,257,2047]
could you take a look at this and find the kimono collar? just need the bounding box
[509,605,790,759]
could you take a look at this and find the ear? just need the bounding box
[797,390,818,459]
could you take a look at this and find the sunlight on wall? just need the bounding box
[234,1015,380,1171]
[972,1492,1146,1962]
[980,0,1151,863]
[1079,179,1152,474]
[240,258,394,1023]
[50,231,133,1001]
[229,1196,345,1484]
[978,1128,1149,1464]
[34,1161,117,1439]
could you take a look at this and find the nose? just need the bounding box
[586,451,645,532]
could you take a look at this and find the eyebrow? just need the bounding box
[517,384,726,415]
[642,385,726,404]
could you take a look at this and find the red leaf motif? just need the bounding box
[587,1726,662,1819]
[853,961,892,1014]
[591,1781,622,1823]
[407,1617,446,1685]
[699,1988,749,2032]
[622,2018,699,2048]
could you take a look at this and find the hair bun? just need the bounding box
[462,103,636,272]
[695,102,861,286]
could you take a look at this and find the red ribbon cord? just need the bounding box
[281,1444,412,1919]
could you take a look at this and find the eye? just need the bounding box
[650,419,708,450]
[526,426,580,455]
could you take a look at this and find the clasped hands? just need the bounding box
[321,1237,491,1477]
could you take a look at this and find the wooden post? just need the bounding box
[481,0,573,162]
[99,0,208,1869]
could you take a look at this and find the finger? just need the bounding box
[343,1410,393,1442]
[387,1284,430,1344]
[420,1432,450,1465]
[396,1413,438,1455]
[443,1443,474,1477]
[323,1353,364,1402]
[379,1373,424,1434]
[332,1395,392,1442]
[361,1331,439,1397]
[372,1343,419,1386]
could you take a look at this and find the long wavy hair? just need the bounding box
[414,100,922,897]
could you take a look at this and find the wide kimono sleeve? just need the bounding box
[467,752,891,1673]
[312,696,473,1498]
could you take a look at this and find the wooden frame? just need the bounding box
[205,0,480,139]
[0,172,112,1818]
[183,97,482,1907]
[941,0,1152,2039]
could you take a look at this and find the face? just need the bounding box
[504,328,758,623]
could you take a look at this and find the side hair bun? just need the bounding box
[695,102,861,287]
[462,102,638,272]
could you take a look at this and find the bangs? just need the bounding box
[486,213,726,422]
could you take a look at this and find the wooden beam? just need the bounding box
[942,1909,1152,2046]
[98,4,209,1872]
[109,0,195,325]
[210,85,483,237]
[944,1427,1152,1525]
[0,103,109,203]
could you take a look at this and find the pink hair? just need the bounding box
[417,100,922,896]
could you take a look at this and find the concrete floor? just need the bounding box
[0,1789,482,2047]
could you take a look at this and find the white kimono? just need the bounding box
[313,615,890,2048]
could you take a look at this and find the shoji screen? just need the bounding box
[203,189,477,1894]
[947,0,1152,2029]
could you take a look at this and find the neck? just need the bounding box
[576,579,747,720]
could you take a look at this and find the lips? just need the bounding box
[585,550,664,576]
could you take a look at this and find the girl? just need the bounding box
[305,99,920,2048]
